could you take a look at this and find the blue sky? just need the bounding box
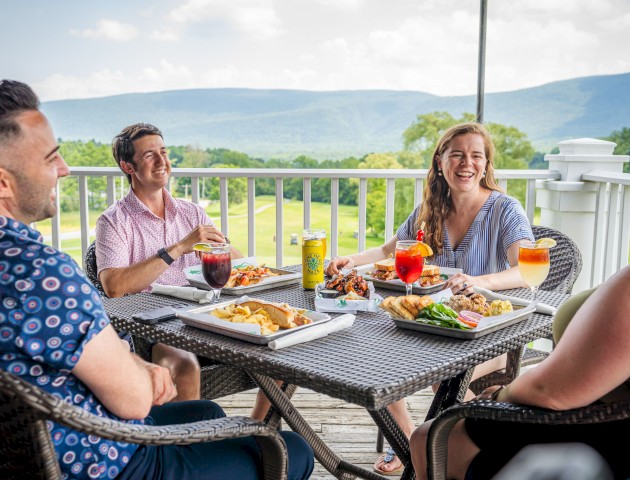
[2,0,629,101]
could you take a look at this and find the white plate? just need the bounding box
[177,297,331,345]
[184,257,301,295]
[355,264,462,295]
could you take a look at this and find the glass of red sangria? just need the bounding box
[198,242,232,303]
[395,240,425,296]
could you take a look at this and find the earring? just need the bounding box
[482,171,486,177]
[437,169,443,177]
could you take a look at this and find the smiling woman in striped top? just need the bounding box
[326,122,534,476]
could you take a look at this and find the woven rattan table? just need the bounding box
[103,271,567,480]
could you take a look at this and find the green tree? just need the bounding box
[204,165,247,204]
[606,127,630,173]
[58,140,112,212]
[401,112,534,206]
[403,112,476,167]
[529,152,547,169]
[360,153,403,235]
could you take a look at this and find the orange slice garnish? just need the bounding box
[409,242,433,257]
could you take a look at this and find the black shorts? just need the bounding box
[464,416,630,479]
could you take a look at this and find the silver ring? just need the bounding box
[462,282,468,289]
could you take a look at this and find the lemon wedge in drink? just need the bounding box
[535,238,557,248]
[193,243,213,252]
[409,242,434,257]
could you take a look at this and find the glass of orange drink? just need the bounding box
[518,240,551,302]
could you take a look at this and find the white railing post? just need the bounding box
[330,178,339,259]
[78,175,90,268]
[275,177,284,266]
[538,138,628,290]
[247,177,256,257]
[358,179,368,252]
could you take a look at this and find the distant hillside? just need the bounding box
[41,73,630,160]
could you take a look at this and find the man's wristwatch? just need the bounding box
[157,247,175,265]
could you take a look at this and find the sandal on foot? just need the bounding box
[373,447,404,476]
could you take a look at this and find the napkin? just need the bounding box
[474,287,558,316]
[151,284,214,304]
[268,314,355,350]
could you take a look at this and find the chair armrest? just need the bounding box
[427,399,630,480]
[3,371,287,480]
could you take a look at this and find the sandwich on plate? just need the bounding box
[370,258,397,281]
[419,264,443,287]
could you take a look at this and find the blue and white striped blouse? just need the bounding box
[396,191,534,276]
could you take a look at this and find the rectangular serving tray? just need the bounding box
[356,264,462,295]
[176,298,331,345]
[184,262,302,296]
[391,302,536,339]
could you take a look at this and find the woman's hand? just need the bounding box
[325,256,354,275]
[445,273,479,295]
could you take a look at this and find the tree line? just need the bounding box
[58,112,630,237]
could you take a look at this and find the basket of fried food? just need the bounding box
[315,269,382,313]
[380,292,515,331]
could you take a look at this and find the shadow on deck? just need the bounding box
[219,387,435,479]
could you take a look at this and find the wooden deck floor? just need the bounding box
[218,386,435,479]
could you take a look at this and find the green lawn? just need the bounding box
[37,198,384,266]
[201,196,384,266]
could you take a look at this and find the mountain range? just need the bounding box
[41,72,630,160]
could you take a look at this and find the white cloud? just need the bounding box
[496,0,614,16]
[70,19,138,42]
[148,30,179,42]
[312,0,364,10]
[599,12,630,29]
[35,60,198,101]
[167,0,283,38]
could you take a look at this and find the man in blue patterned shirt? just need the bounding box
[0,80,313,479]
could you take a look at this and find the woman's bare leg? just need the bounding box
[373,398,415,473]
[410,419,480,480]
[250,380,285,421]
[152,343,201,401]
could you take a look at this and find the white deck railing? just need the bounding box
[48,165,629,289]
[582,170,630,286]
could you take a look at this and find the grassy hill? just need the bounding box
[41,72,630,159]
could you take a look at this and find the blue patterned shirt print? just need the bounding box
[396,191,534,275]
[0,216,141,479]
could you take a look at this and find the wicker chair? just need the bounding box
[84,241,256,401]
[0,369,287,480]
[426,399,630,480]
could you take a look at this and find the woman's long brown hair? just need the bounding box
[417,122,503,256]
